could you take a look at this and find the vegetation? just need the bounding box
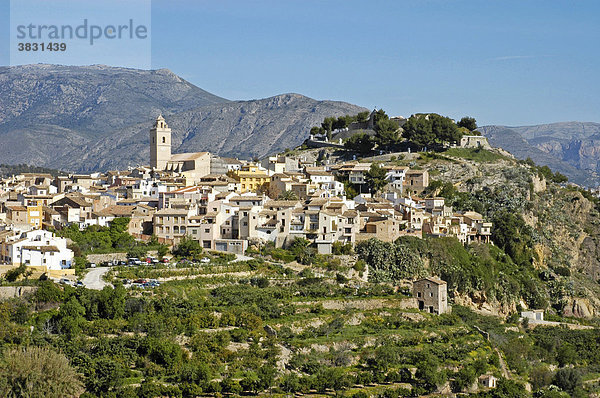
[344,132,375,154]
[0,163,66,177]
[445,147,509,163]
[457,116,478,131]
[365,163,388,194]
[402,113,462,148]
[0,346,84,398]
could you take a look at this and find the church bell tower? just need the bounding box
[150,115,171,170]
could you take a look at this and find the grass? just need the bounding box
[444,148,510,163]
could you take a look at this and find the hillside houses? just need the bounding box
[0,116,495,273]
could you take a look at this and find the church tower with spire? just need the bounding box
[150,115,171,170]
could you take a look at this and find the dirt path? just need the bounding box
[495,347,511,379]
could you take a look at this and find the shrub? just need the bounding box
[0,346,84,398]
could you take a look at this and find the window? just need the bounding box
[243,222,248,226]
[204,229,210,233]
[162,137,166,143]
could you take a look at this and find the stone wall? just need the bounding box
[0,286,37,299]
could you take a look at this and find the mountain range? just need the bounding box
[479,122,600,186]
[0,64,365,171]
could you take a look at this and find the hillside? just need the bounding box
[480,122,600,187]
[5,149,600,396]
[0,65,366,171]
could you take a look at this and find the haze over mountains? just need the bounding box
[1,64,599,186]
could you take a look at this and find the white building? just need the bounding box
[3,230,73,272]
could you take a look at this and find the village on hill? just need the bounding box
[2,110,595,398]
[0,112,492,282]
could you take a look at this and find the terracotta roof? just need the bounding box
[95,205,136,217]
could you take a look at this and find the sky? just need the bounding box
[1,0,599,126]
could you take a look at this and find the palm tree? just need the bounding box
[278,190,298,200]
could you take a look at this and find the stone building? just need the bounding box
[149,115,211,182]
[412,276,448,314]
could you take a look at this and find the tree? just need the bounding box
[344,132,374,154]
[310,126,323,136]
[322,117,336,134]
[4,264,32,282]
[0,347,84,398]
[403,113,462,147]
[372,109,388,125]
[457,116,478,131]
[374,118,400,148]
[431,114,462,144]
[85,357,127,394]
[98,284,126,319]
[402,114,435,147]
[172,236,202,258]
[356,238,426,283]
[127,245,147,259]
[357,111,370,123]
[553,368,581,394]
[333,115,354,130]
[278,190,298,200]
[157,244,169,260]
[491,210,534,267]
[365,163,388,194]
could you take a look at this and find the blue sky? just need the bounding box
[1,0,599,126]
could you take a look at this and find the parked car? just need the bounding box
[59,278,70,285]
[89,263,96,268]
[200,257,211,264]
[75,281,84,287]
[128,258,142,265]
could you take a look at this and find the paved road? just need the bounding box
[81,267,112,290]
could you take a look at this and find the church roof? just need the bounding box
[169,152,210,161]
